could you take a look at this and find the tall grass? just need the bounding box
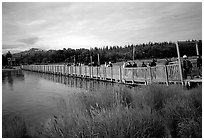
[3,85,202,138]
[2,114,31,138]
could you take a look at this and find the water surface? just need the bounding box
[2,70,135,127]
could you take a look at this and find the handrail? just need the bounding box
[21,63,182,85]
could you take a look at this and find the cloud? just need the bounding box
[2,2,202,52]
[2,44,23,49]
[18,37,40,45]
[2,44,31,54]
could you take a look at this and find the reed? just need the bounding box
[3,85,202,138]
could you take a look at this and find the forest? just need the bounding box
[2,40,202,66]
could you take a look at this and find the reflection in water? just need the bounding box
[2,70,24,89]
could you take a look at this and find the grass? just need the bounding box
[3,85,202,138]
[2,114,31,138]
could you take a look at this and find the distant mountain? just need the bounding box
[13,48,45,58]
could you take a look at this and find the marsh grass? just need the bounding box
[3,85,202,138]
[2,114,31,138]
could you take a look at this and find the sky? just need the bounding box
[2,2,202,54]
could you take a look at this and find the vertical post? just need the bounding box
[67,65,69,75]
[133,45,135,61]
[119,66,122,82]
[164,65,169,86]
[91,66,93,78]
[72,66,73,76]
[85,66,87,77]
[132,68,134,84]
[75,65,76,76]
[59,65,61,75]
[74,55,76,64]
[79,65,81,76]
[96,66,98,78]
[176,42,184,85]
[111,66,113,81]
[149,67,152,84]
[144,68,147,85]
[64,65,66,76]
[70,66,72,76]
[61,65,63,75]
[89,66,91,78]
[52,65,53,74]
[57,65,58,74]
[90,55,93,65]
[104,66,106,80]
[195,41,199,56]
[97,53,100,66]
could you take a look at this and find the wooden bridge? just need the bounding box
[21,63,186,86]
[20,41,202,86]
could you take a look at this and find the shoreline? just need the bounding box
[2,66,21,71]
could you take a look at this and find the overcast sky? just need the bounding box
[2,2,202,54]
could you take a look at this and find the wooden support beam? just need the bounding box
[164,65,169,86]
[195,42,199,56]
[175,42,184,86]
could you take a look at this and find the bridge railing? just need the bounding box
[21,63,181,84]
[166,64,181,81]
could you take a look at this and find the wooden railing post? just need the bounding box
[149,66,152,84]
[111,66,113,81]
[195,41,199,56]
[52,65,53,74]
[91,66,93,78]
[85,66,87,77]
[96,66,99,78]
[176,42,184,85]
[61,65,63,75]
[104,66,106,80]
[119,66,122,82]
[164,65,169,86]
[79,66,81,76]
[132,68,134,83]
[55,65,56,74]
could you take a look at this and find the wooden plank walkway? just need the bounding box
[20,64,202,86]
[184,78,202,87]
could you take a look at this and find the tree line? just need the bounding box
[2,40,202,66]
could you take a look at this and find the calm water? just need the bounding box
[2,70,135,127]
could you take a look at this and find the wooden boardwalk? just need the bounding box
[184,78,202,87]
[20,63,198,86]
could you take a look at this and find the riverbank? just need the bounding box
[2,84,202,138]
[2,66,21,71]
